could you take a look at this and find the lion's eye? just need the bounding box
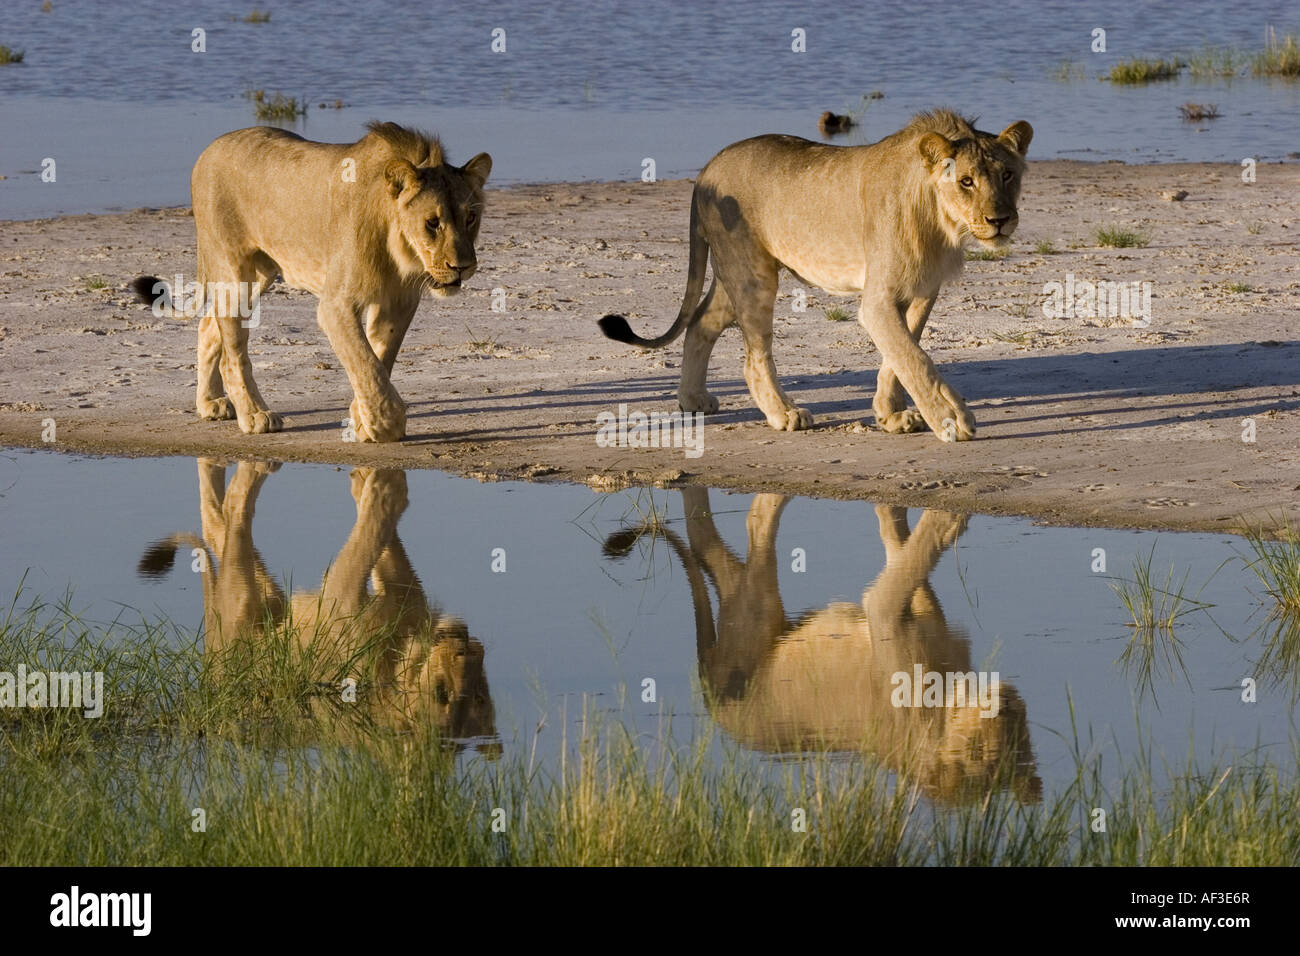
[1002,170,1013,183]
[426,217,440,235]
[465,210,478,228]
[959,176,975,188]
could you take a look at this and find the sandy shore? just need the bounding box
[1,160,1298,532]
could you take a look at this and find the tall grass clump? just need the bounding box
[1096,226,1149,248]
[1186,46,1244,78]
[1253,27,1300,77]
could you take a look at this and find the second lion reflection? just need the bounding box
[139,459,498,753]
[607,489,1041,805]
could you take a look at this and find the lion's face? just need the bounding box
[385,153,492,297]
[920,121,1032,249]
[404,619,496,741]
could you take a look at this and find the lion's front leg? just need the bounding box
[366,298,420,375]
[873,296,937,435]
[318,298,407,443]
[859,290,974,441]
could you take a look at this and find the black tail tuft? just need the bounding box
[597,314,637,344]
[131,275,167,308]
[601,529,642,560]
[137,540,179,579]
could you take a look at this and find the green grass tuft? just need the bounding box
[1096,226,1149,248]
[0,44,25,64]
[1108,57,1185,84]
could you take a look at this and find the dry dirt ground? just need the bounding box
[1,160,1298,532]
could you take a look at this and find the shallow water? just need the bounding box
[1,0,1298,217]
[1,448,1294,803]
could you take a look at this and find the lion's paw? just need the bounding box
[351,394,407,443]
[768,406,814,431]
[678,391,720,414]
[355,412,407,443]
[241,410,283,434]
[198,397,236,421]
[877,408,928,434]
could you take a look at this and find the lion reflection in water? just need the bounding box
[608,489,1040,804]
[139,460,497,752]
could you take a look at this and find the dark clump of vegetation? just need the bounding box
[1179,102,1221,121]
[242,9,271,23]
[0,45,25,65]
[245,89,306,121]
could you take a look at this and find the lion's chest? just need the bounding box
[765,217,868,296]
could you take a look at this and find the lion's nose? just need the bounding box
[447,261,475,274]
[985,216,1010,230]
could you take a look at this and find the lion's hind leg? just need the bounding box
[678,280,730,414]
[729,267,813,432]
[209,259,282,434]
[195,311,235,420]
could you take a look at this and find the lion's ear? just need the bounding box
[462,152,492,189]
[918,132,955,168]
[998,120,1033,157]
[384,159,420,198]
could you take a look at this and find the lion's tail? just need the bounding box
[137,533,213,579]
[597,191,709,349]
[130,274,208,320]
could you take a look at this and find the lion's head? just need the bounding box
[387,616,497,743]
[368,122,492,297]
[917,113,1033,249]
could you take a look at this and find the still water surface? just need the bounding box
[1,448,1293,803]
[1,0,1298,216]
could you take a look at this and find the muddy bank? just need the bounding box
[1,161,1299,532]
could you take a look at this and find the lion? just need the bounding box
[132,122,492,442]
[137,460,498,750]
[598,109,1032,441]
[605,489,1041,804]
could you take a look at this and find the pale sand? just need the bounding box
[1,160,1298,532]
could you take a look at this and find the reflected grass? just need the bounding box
[1240,518,1300,693]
